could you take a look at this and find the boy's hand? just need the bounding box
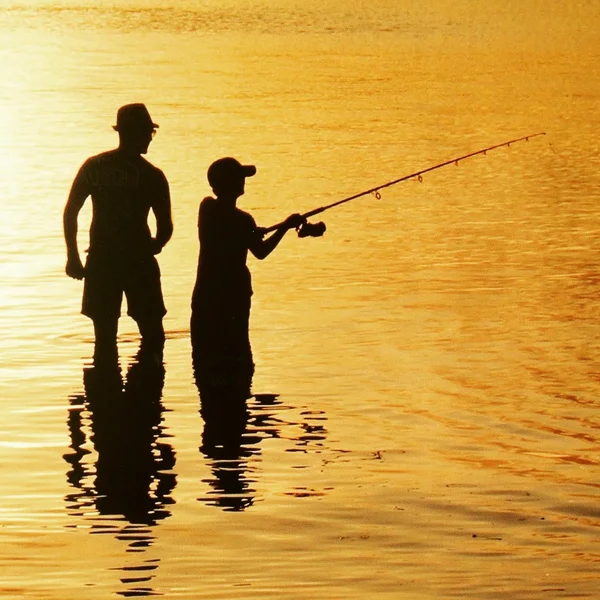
[284,213,306,230]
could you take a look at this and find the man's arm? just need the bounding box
[63,168,90,280]
[151,174,173,254]
[248,213,304,260]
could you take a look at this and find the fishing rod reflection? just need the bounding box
[64,344,176,595]
[193,354,329,512]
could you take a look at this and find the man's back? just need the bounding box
[76,149,169,259]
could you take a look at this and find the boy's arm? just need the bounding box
[63,166,91,280]
[248,213,304,260]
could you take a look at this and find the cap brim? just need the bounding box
[242,165,256,177]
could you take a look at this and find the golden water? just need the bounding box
[1,1,599,598]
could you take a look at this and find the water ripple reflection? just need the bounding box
[63,348,176,596]
[195,368,328,511]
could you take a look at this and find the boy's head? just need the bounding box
[208,157,256,197]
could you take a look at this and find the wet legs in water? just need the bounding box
[138,320,165,358]
[92,318,118,367]
[92,318,165,366]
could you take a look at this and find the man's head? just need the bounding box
[113,103,158,154]
[207,157,256,198]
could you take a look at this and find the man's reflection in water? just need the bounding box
[64,346,176,595]
[193,355,328,512]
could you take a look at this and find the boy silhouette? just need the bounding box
[191,157,303,381]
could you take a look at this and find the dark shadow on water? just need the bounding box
[193,358,256,512]
[193,355,329,512]
[64,345,176,597]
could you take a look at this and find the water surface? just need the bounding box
[1,1,599,598]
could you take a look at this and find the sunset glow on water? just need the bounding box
[1,1,599,598]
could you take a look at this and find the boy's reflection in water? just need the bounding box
[193,355,328,512]
[64,345,176,595]
[193,358,258,511]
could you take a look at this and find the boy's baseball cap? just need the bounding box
[207,157,256,188]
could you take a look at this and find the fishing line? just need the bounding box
[265,132,546,237]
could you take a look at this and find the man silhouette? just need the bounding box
[63,104,173,362]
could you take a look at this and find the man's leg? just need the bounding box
[92,317,119,367]
[125,256,166,361]
[83,252,122,367]
[138,318,165,356]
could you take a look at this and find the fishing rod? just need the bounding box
[265,132,546,237]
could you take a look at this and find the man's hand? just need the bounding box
[284,213,306,231]
[150,238,163,255]
[66,256,85,280]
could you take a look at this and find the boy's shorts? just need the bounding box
[82,253,166,323]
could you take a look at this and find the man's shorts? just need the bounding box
[82,252,166,323]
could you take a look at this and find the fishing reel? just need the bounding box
[297,221,326,238]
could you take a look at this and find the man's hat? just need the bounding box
[207,157,256,188]
[113,103,158,131]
